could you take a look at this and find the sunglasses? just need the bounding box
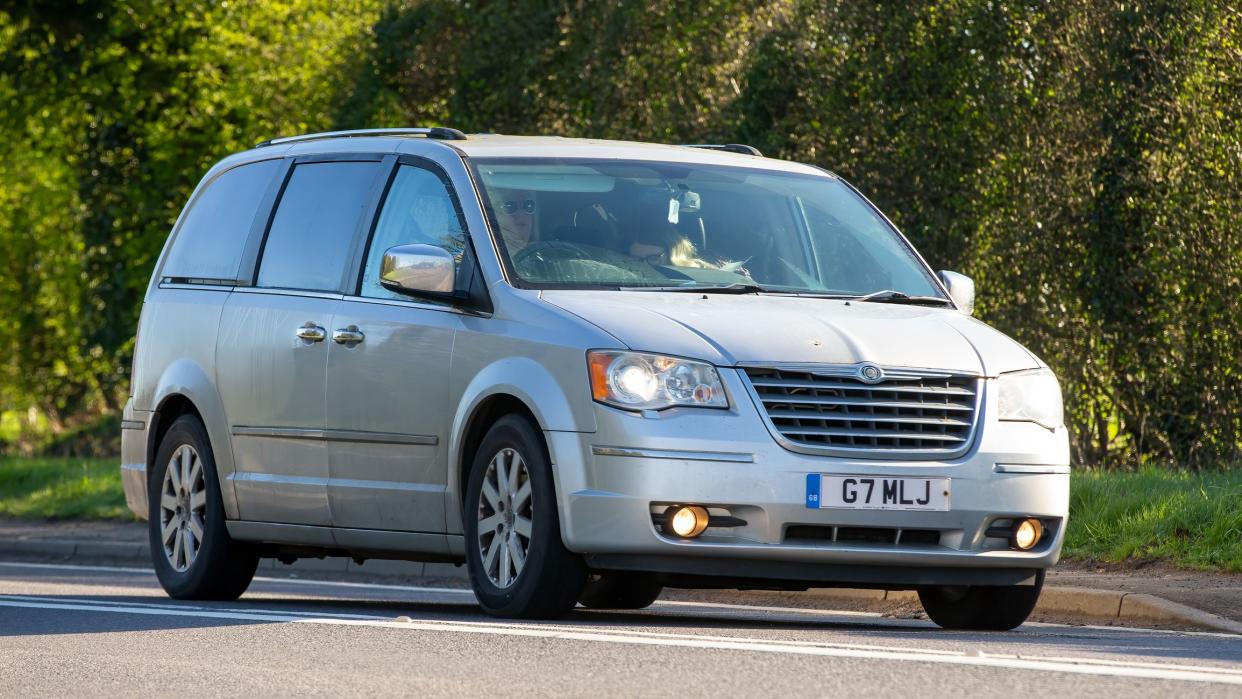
[501,199,536,215]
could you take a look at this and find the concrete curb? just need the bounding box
[2,535,1238,634]
[0,538,149,562]
[1118,592,1242,635]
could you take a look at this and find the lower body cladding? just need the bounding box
[545,404,1070,592]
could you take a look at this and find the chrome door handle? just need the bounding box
[332,325,365,345]
[295,322,326,342]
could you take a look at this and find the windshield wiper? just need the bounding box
[627,282,768,294]
[853,289,954,306]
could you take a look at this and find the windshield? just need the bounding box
[475,158,944,298]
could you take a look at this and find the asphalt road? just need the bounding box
[1,561,1239,697]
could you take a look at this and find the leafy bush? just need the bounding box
[1,1,1238,466]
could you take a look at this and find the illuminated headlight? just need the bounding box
[588,350,728,411]
[996,368,1064,430]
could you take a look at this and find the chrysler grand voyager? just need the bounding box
[121,128,1069,629]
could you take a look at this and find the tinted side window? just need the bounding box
[162,159,281,283]
[257,161,381,292]
[359,164,467,301]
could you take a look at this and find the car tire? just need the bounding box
[464,414,586,618]
[578,572,664,610]
[148,415,258,600]
[917,570,1045,631]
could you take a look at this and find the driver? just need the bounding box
[489,187,538,252]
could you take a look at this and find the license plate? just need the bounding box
[806,474,950,511]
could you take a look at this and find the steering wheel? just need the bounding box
[512,239,597,267]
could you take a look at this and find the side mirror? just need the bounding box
[938,270,975,315]
[380,244,456,296]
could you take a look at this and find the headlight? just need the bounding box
[588,350,728,411]
[996,368,1063,430]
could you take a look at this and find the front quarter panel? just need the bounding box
[444,294,619,535]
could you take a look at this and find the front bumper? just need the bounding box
[547,369,1070,585]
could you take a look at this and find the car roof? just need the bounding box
[223,130,829,178]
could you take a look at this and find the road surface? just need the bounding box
[0,560,1239,696]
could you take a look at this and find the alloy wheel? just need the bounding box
[476,447,533,588]
[158,444,207,572]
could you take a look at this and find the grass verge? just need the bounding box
[0,458,1238,572]
[0,457,133,520]
[1065,467,1241,572]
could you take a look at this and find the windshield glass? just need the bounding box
[475,158,943,297]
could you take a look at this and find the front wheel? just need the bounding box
[464,414,586,618]
[918,570,1045,630]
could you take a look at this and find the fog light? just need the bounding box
[1012,518,1044,550]
[664,505,710,538]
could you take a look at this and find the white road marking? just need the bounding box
[1,560,1239,640]
[0,592,928,654]
[0,595,1239,685]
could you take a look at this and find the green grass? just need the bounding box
[1066,467,1242,572]
[0,457,134,520]
[1,458,1238,571]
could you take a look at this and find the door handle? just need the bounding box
[295,322,326,342]
[332,325,365,345]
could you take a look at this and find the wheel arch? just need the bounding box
[148,358,241,519]
[147,394,204,476]
[446,357,595,536]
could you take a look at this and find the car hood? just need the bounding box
[540,290,1040,376]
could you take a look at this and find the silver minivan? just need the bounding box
[121,128,1069,629]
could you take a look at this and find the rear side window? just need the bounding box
[162,159,281,283]
[257,161,382,292]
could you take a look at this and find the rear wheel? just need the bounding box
[579,572,664,610]
[148,415,258,600]
[464,414,586,618]
[918,570,1045,630]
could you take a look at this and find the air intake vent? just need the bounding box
[743,365,981,459]
[785,525,942,547]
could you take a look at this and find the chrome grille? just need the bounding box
[742,365,980,459]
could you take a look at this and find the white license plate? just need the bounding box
[806,474,950,511]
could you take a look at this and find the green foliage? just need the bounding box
[1067,467,1242,571]
[0,456,131,520]
[1,1,1238,466]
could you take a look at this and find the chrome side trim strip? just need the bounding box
[120,420,146,431]
[329,478,444,493]
[158,282,236,291]
[229,472,326,487]
[232,426,322,440]
[325,429,438,446]
[339,293,467,315]
[591,445,754,463]
[228,287,345,301]
[229,472,444,492]
[231,426,437,445]
[994,464,1071,474]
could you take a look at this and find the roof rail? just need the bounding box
[254,127,468,148]
[681,143,763,157]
